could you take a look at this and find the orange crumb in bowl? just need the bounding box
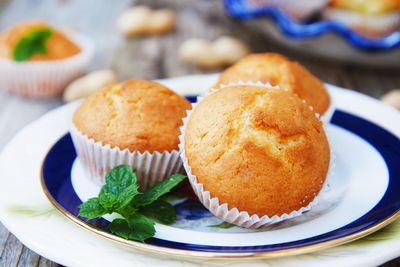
[329,0,400,14]
[0,20,81,61]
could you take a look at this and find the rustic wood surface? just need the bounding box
[0,0,399,266]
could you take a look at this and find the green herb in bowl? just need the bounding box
[78,165,186,241]
[13,27,53,62]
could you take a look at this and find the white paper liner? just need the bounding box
[322,8,400,38]
[321,97,335,124]
[180,82,336,228]
[0,30,94,98]
[70,124,182,191]
[248,0,329,21]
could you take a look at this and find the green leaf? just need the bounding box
[13,28,53,61]
[76,165,185,242]
[98,191,118,211]
[135,174,186,207]
[140,200,176,225]
[118,204,138,218]
[108,218,132,239]
[108,214,155,242]
[99,165,140,211]
[209,222,235,229]
[78,198,107,220]
[160,193,186,203]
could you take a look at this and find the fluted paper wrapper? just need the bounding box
[180,82,335,228]
[70,124,182,191]
[0,31,94,98]
[321,98,335,124]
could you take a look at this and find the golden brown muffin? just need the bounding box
[0,20,81,61]
[215,53,330,116]
[329,0,400,14]
[185,86,330,217]
[73,80,191,153]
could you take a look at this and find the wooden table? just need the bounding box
[0,0,399,266]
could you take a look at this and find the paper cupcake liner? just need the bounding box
[0,30,94,98]
[322,8,400,38]
[180,82,335,228]
[70,124,182,191]
[248,0,329,21]
[321,97,335,124]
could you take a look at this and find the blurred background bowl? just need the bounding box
[225,0,400,67]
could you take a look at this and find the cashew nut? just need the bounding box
[117,5,175,37]
[381,89,400,110]
[63,70,117,102]
[179,36,250,69]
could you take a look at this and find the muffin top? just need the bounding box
[0,20,81,61]
[215,53,330,116]
[73,80,191,153]
[330,0,400,14]
[184,86,330,217]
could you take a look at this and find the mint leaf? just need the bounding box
[77,166,185,242]
[140,200,176,225]
[98,191,118,211]
[160,193,185,203]
[78,198,106,219]
[109,214,155,242]
[108,218,131,239]
[135,174,186,207]
[209,222,235,229]
[13,28,53,61]
[99,165,140,211]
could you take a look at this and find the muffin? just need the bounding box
[322,0,400,37]
[181,85,331,227]
[215,53,332,119]
[247,0,329,21]
[0,21,81,60]
[0,20,93,98]
[71,79,191,188]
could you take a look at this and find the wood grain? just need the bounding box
[0,0,398,266]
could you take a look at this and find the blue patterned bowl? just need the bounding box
[224,0,400,50]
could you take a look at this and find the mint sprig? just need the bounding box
[140,200,176,225]
[134,174,187,207]
[99,165,139,212]
[13,28,53,62]
[78,197,106,220]
[108,215,155,242]
[209,222,235,229]
[78,165,186,242]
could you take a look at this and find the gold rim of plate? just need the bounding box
[40,161,400,260]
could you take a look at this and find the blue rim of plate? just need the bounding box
[224,0,400,50]
[40,101,400,259]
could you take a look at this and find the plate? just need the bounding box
[1,74,400,266]
[41,92,399,258]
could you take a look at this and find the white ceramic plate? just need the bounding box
[0,74,400,266]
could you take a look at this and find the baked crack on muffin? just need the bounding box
[184,86,330,217]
